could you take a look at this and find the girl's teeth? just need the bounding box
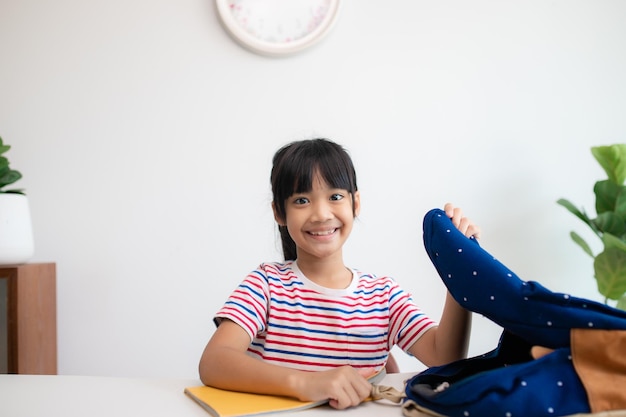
[311,229,335,236]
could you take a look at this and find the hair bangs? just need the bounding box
[287,142,357,196]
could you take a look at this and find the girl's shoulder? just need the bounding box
[249,261,299,284]
[353,269,400,289]
[354,269,396,281]
[255,260,293,275]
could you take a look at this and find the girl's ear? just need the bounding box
[272,202,285,226]
[353,191,361,217]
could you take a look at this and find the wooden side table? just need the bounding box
[0,263,57,374]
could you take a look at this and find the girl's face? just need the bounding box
[276,173,360,264]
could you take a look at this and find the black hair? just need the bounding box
[270,138,358,261]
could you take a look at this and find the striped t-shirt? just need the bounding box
[214,261,436,372]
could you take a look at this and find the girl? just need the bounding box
[199,138,480,410]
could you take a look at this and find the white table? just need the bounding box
[0,372,419,417]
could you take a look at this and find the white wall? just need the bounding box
[1,0,625,378]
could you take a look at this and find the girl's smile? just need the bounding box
[307,228,338,237]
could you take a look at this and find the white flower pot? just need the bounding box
[0,193,34,265]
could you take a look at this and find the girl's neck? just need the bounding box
[295,255,352,290]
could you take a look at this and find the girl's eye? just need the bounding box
[293,197,309,205]
[330,194,344,201]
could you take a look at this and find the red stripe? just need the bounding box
[247,348,386,370]
[269,306,389,323]
[268,286,393,308]
[230,293,265,320]
[263,339,387,354]
[267,316,388,330]
[397,318,435,350]
[266,331,384,346]
[217,308,257,336]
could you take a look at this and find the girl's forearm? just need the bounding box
[199,345,307,400]
[434,292,471,362]
[199,345,373,409]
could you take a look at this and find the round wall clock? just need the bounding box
[215,0,342,57]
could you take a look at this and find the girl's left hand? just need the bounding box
[443,203,481,240]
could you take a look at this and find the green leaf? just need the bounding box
[592,144,626,185]
[594,247,626,300]
[0,137,25,193]
[617,295,626,311]
[0,170,21,188]
[557,199,596,229]
[614,188,626,222]
[594,180,622,214]
[602,232,626,252]
[0,137,9,155]
[2,189,25,195]
[570,231,595,257]
[593,211,626,236]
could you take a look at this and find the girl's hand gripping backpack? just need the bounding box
[400,208,626,417]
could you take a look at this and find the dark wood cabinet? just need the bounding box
[0,263,57,374]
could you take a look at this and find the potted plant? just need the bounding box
[557,144,626,310]
[0,136,34,265]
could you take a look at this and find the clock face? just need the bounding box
[216,0,341,57]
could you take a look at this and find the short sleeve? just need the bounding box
[387,280,437,352]
[214,267,271,341]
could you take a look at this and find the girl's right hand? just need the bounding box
[293,366,374,409]
[443,203,481,240]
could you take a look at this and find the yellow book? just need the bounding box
[184,370,386,417]
[184,385,326,417]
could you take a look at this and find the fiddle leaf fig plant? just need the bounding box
[557,144,626,310]
[0,136,25,195]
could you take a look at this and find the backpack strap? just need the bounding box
[370,383,405,404]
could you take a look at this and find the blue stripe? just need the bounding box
[271,297,389,314]
[353,283,392,296]
[250,270,269,282]
[397,311,427,339]
[274,263,292,274]
[389,288,405,302]
[269,322,388,339]
[250,343,388,362]
[224,300,257,317]
[253,268,302,288]
[267,274,301,288]
[224,300,264,330]
[238,283,266,302]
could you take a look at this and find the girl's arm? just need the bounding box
[407,203,478,366]
[198,319,374,410]
[407,293,471,366]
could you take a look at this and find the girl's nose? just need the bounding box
[311,201,333,222]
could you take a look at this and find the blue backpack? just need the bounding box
[400,209,626,417]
